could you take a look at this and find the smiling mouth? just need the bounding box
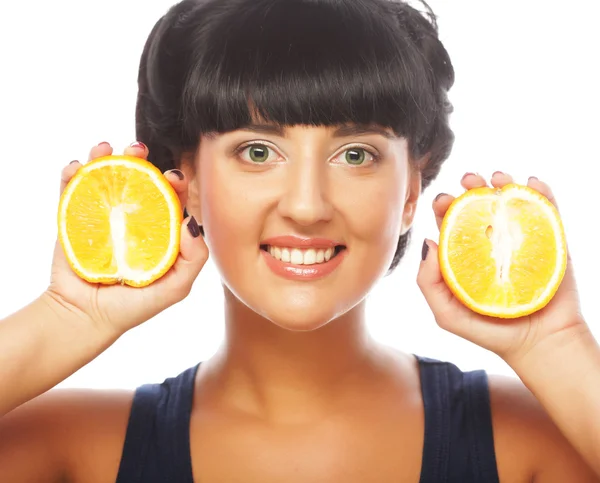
[259,244,347,265]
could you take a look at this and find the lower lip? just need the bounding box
[261,249,346,281]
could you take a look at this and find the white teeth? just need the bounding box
[304,249,317,265]
[266,246,341,265]
[290,248,304,265]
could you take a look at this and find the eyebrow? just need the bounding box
[332,124,395,139]
[239,123,396,139]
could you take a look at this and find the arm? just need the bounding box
[0,141,204,417]
[0,293,119,417]
[507,326,600,477]
[490,373,599,482]
[0,295,122,482]
[0,142,205,481]
[0,388,133,483]
[418,172,600,478]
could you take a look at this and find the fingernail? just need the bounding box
[187,216,201,238]
[528,176,538,182]
[69,160,79,165]
[421,239,429,261]
[461,172,476,181]
[168,169,184,180]
[130,141,147,150]
[434,193,447,202]
[97,141,110,147]
[492,170,504,177]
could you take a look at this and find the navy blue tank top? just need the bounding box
[115,356,499,482]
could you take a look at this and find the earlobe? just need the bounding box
[178,154,203,224]
[400,203,417,235]
[400,169,422,235]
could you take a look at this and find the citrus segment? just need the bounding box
[58,155,182,287]
[438,184,566,318]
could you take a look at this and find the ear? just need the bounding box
[400,167,422,235]
[178,152,202,223]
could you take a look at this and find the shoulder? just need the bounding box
[0,388,134,483]
[488,374,597,482]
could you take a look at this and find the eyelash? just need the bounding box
[234,142,381,166]
[234,142,281,164]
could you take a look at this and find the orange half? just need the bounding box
[438,184,567,318]
[58,155,182,287]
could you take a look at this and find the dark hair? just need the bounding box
[136,0,455,272]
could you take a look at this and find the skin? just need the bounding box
[0,129,598,482]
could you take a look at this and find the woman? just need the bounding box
[1,0,599,481]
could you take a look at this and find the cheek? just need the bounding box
[200,162,252,247]
[198,160,277,281]
[337,169,407,252]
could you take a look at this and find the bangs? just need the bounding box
[182,0,438,140]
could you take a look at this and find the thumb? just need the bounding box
[416,239,461,329]
[178,216,209,268]
[151,216,209,304]
[51,238,72,277]
[59,160,81,195]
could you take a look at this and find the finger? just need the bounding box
[151,216,208,304]
[560,250,578,294]
[88,142,113,161]
[51,238,76,280]
[461,172,487,190]
[416,239,461,328]
[432,193,455,231]
[527,176,559,209]
[164,169,188,211]
[60,160,82,195]
[490,170,514,188]
[123,141,149,160]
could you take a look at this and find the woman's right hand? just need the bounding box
[45,141,209,337]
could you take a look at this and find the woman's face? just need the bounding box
[187,123,420,331]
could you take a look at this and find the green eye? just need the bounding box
[248,145,270,163]
[344,148,367,165]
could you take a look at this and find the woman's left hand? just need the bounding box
[417,171,588,366]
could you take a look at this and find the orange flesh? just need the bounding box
[440,185,565,318]
[60,156,181,286]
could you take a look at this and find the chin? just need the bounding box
[222,277,353,331]
[263,309,337,332]
[253,288,360,332]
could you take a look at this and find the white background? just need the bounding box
[0,1,598,389]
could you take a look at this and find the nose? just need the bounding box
[277,159,334,226]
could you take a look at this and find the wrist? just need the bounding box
[37,290,123,344]
[505,319,597,378]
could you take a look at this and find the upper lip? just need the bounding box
[261,236,345,249]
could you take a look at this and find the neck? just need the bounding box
[206,288,378,420]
